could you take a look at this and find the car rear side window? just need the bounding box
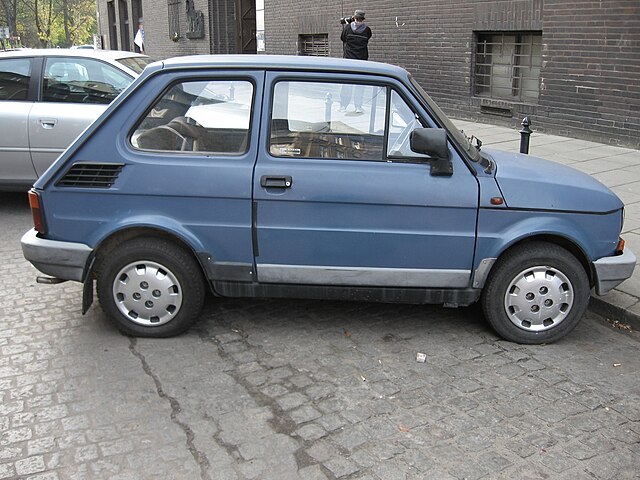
[42,57,131,104]
[270,80,387,161]
[131,79,253,155]
[0,58,32,101]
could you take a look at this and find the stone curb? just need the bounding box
[589,296,640,332]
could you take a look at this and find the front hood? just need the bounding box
[485,148,623,213]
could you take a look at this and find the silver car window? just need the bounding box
[0,58,32,101]
[42,57,131,105]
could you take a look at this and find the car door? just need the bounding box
[253,73,479,289]
[117,71,262,278]
[0,57,37,187]
[28,56,133,176]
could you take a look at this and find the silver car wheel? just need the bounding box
[112,260,183,326]
[504,265,574,332]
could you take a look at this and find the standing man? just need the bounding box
[134,22,145,54]
[341,10,372,60]
[339,10,372,113]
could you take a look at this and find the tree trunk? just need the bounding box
[63,0,70,46]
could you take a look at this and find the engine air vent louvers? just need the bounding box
[56,163,124,188]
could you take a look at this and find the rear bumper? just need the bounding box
[592,248,636,296]
[21,229,92,282]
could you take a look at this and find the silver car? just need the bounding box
[0,49,150,191]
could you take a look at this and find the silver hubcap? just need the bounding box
[504,266,574,332]
[112,261,182,326]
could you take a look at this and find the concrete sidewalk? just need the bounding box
[454,119,640,330]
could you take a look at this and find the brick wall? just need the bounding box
[264,0,640,148]
[539,0,639,146]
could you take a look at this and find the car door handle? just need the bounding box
[260,175,292,188]
[40,119,57,129]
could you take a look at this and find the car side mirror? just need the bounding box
[410,128,453,176]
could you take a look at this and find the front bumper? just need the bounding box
[21,229,93,282]
[592,248,636,296]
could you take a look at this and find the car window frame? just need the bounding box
[127,75,257,157]
[267,76,389,163]
[266,73,436,166]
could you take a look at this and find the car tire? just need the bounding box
[96,237,205,337]
[481,242,590,344]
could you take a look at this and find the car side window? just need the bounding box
[270,81,387,161]
[131,79,253,155]
[0,58,32,101]
[42,57,131,104]
[386,90,427,159]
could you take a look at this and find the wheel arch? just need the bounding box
[481,234,593,288]
[90,226,208,281]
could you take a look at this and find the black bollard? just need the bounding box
[520,117,532,154]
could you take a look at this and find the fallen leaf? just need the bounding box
[399,425,411,433]
[606,319,633,332]
[343,329,351,337]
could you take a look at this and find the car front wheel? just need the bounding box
[481,242,590,344]
[96,237,205,337]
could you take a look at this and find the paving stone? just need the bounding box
[297,464,329,480]
[15,456,46,476]
[295,423,327,441]
[322,457,359,478]
[289,405,322,425]
[331,427,369,451]
[275,392,308,411]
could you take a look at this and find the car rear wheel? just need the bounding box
[96,237,205,337]
[481,242,590,344]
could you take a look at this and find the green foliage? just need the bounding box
[3,0,96,48]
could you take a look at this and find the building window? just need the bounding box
[474,32,542,103]
[298,34,329,57]
[107,0,118,49]
[168,0,181,40]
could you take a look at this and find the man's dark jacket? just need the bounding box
[341,22,372,60]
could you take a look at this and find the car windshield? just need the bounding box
[409,76,483,163]
[117,56,152,74]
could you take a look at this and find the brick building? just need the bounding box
[96,0,257,57]
[97,0,639,147]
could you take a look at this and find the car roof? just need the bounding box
[159,54,410,79]
[0,48,148,61]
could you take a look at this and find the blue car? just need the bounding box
[21,55,635,343]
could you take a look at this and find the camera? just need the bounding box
[340,16,355,25]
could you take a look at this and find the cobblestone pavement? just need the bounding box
[2,192,640,480]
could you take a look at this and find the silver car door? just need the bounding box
[28,56,132,176]
[0,57,37,187]
[28,100,106,176]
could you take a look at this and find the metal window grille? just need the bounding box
[298,34,329,57]
[474,32,542,103]
[168,0,181,40]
